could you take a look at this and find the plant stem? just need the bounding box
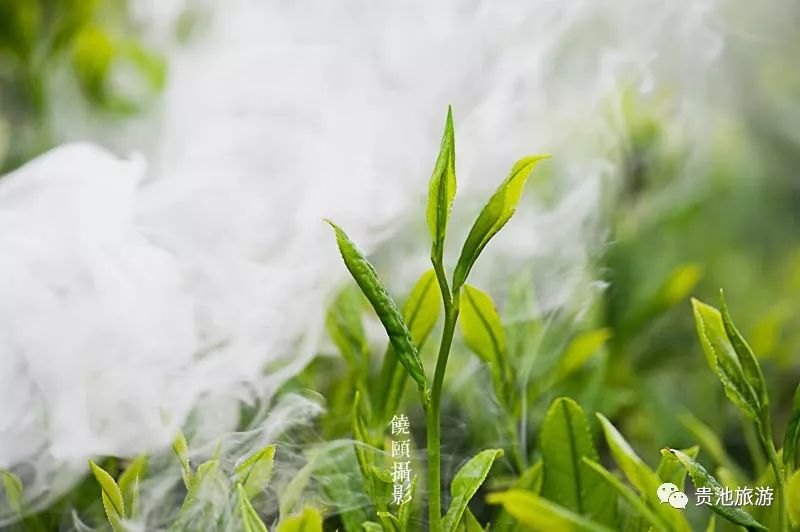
[759,419,786,531]
[427,258,458,532]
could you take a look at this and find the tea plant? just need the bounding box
[327,107,549,531]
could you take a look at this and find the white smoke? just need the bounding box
[2,0,778,523]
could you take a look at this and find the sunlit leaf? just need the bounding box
[452,155,549,290]
[442,449,503,531]
[235,444,277,500]
[487,489,614,532]
[691,298,761,419]
[237,483,268,532]
[118,454,147,518]
[556,328,612,381]
[583,458,670,532]
[277,506,324,532]
[89,460,125,532]
[172,431,193,489]
[0,470,23,515]
[427,107,456,265]
[460,285,512,405]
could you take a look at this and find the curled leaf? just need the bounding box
[427,106,456,264]
[327,221,426,390]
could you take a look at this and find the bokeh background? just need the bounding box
[1,0,799,530]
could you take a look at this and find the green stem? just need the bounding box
[759,419,786,531]
[427,257,458,532]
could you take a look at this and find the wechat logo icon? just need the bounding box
[657,482,688,509]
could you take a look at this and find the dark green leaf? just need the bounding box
[442,448,504,531]
[327,221,427,390]
[541,398,615,527]
[378,269,441,421]
[427,107,456,264]
[661,448,768,531]
[452,155,549,290]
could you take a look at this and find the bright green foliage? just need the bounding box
[691,297,763,419]
[1,470,23,515]
[88,460,125,532]
[237,483,268,532]
[456,508,484,532]
[555,328,611,382]
[460,285,512,405]
[582,458,670,532]
[442,449,503,531]
[427,106,456,265]
[486,489,614,532]
[662,448,767,531]
[173,431,193,489]
[787,470,800,527]
[235,444,277,500]
[655,445,697,491]
[326,221,427,391]
[118,455,147,519]
[277,506,323,532]
[540,398,615,527]
[452,155,549,291]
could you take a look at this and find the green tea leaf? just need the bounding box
[556,328,612,381]
[541,398,615,526]
[362,522,383,532]
[378,511,402,532]
[582,458,670,532]
[235,444,277,500]
[398,475,417,530]
[782,383,800,473]
[788,470,800,527]
[326,287,369,376]
[427,107,456,264]
[691,298,760,418]
[457,508,484,532]
[706,515,716,532]
[277,506,324,532]
[678,412,746,482]
[661,448,767,531]
[719,291,769,416]
[442,448,504,531]
[378,269,441,421]
[89,460,125,532]
[656,445,698,491]
[486,490,615,532]
[596,413,661,496]
[452,155,549,290]
[172,431,193,489]
[237,483,268,532]
[118,454,147,518]
[460,285,512,405]
[0,470,23,514]
[327,221,427,390]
